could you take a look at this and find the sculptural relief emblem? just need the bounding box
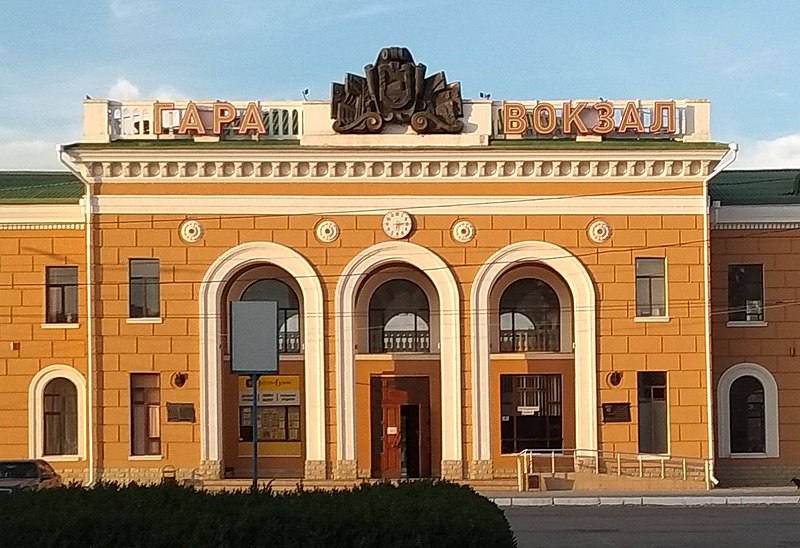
[331,47,464,134]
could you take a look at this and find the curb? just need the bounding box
[493,495,800,507]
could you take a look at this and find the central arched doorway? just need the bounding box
[357,268,440,479]
[335,242,462,480]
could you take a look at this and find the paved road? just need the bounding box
[506,506,800,548]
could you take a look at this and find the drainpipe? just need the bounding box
[58,145,96,486]
[703,142,738,488]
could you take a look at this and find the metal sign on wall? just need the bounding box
[602,403,632,423]
[230,301,278,374]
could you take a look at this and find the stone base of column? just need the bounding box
[304,460,328,480]
[468,459,493,480]
[334,460,358,480]
[440,460,464,480]
[198,460,223,480]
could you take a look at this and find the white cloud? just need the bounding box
[152,85,187,101]
[0,139,61,170]
[341,3,400,19]
[109,0,157,19]
[107,78,186,101]
[734,133,800,169]
[108,78,141,100]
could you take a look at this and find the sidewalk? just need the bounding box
[486,487,800,507]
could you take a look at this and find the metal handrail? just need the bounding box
[515,448,711,492]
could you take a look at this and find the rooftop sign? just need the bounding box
[500,101,682,139]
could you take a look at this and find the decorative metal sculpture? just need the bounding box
[331,47,463,134]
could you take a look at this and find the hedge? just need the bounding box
[0,480,516,547]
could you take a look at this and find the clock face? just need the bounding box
[382,210,413,239]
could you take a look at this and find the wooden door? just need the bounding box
[371,376,431,479]
[380,402,403,478]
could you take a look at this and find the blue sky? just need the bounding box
[0,0,798,169]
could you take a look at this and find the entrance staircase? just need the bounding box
[515,448,713,492]
[188,449,712,494]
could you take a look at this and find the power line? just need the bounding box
[0,174,789,230]
[8,224,799,289]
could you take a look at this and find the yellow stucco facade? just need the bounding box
[1,50,742,487]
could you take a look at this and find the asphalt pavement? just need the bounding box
[506,506,800,548]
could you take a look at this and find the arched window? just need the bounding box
[499,278,560,352]
[241,279,301,353]
[369,280,430,353]
[43,378,78,456]
[730,375,766,454]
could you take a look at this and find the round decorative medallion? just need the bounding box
[587,219,612,244]
[382,210,413,239]
[451,219,476,243]
[315,219,340,243]
[179,219,204,243]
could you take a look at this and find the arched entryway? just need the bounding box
[717,362,779,458]
[335,242,461,480]
[219,265,306,477]
[199,242,325,479]
[356,267,440,479]
[471,241,596,478]
[491,267,574,462]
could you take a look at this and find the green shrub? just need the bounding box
[0,480,516,548]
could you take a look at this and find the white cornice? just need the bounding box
[0,223,84,230]
[0,204,84,226]
[93,194,705,216]
[713,204,800,229]
[68,148,726,182]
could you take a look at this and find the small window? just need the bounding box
[129,259,160,318]
[43,378,78,456]
[46,266,78,324]
[728,265,763,322]
[130,373,160,456]
[635,258,666,318]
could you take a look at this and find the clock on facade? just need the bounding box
[382,210,413,239]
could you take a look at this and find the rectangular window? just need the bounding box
[500,374,562,454]
[728,264,763,322]
[45,266,78,323]
[239,406,301,442]
[129,259,160,318]
[635,258,666,318]
[638,372,668,454]
[130,373,160,456]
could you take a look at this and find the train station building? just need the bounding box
[1,48,788,488]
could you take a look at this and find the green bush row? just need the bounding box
[1,480,516,548]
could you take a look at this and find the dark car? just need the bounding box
[0,460,62,493]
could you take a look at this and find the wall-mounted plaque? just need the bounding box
[602,403,631,423]
[166,403,196,423]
